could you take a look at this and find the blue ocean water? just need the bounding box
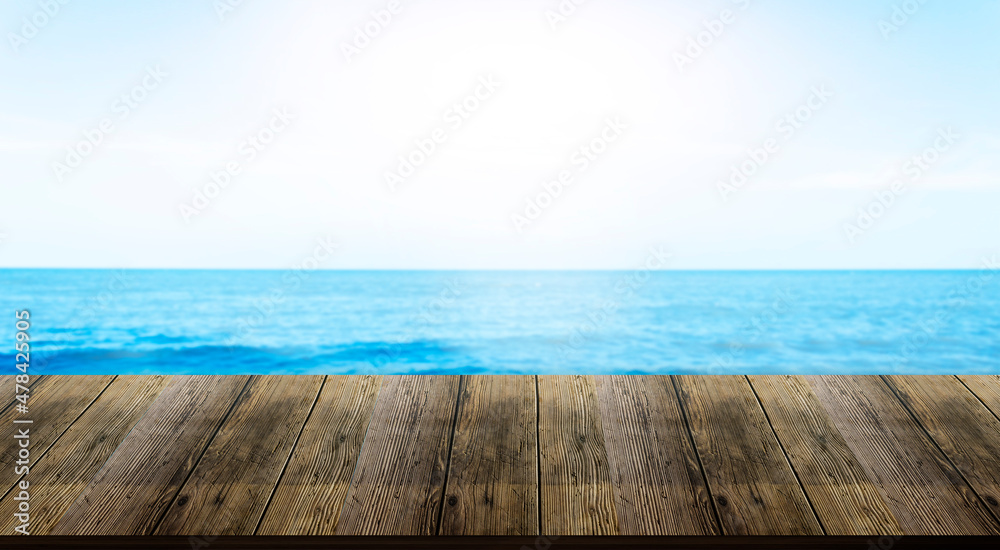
[1,269,997,375]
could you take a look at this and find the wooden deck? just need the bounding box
[3,375,1000,536]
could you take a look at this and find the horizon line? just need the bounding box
[0,267,995,272]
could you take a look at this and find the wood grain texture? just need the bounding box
[537,375,618,536]
[155,375,325,535]
[594,375,718,535]
[256,375,383,535]
[674,375,823,535]
[807,375,1000,535]
[26,374,1000,536]
[439,375,537,535]
[0,375,171,535]
[884,375,1000,520]
[0,376,11,415]
[748,375,902,535]
[336,375,461,535]
[959,375,1000,420]
[0,374,46,416]
[52,375,251,535]
[1,375,115,499]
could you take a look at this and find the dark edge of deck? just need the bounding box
[4,535,1000,550]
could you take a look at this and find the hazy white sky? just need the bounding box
[1,0,998,269]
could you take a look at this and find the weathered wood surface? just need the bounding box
[256,375,383,535]
[537,375,618,536]
[0,376,170,535]
[52,376,251,535]
[439,375,537,535]
[959,375,1000,419]
[5,374,1000,536]
[154,376,325,535]
[0,374,46,416]
[807,375,1000,535]
[335,375,461,535]
[675,375,823,535]
[883,375,1000,521]
[594,375,718,535]
[747,375,902,535]
[0,376,116,500]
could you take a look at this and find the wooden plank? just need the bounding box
[51,375,251,535]
[0,374,46,416]
[959,375,1000,419]
[336,375,461,536]
[884,375,1000,518]
[1,375,115,499]
[155,375,325,535]
[807,375,1000,535]
[748,375,902,535]
[0,375,171,535]
[674,375,822,535]
[256,375,383,535]
[0,376,10,414]
[594,375,718,535]
[537,375,618,536]
[439,375,537,535]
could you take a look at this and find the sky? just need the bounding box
[1,0,998,269]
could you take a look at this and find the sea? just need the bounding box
[2,269,998,375]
